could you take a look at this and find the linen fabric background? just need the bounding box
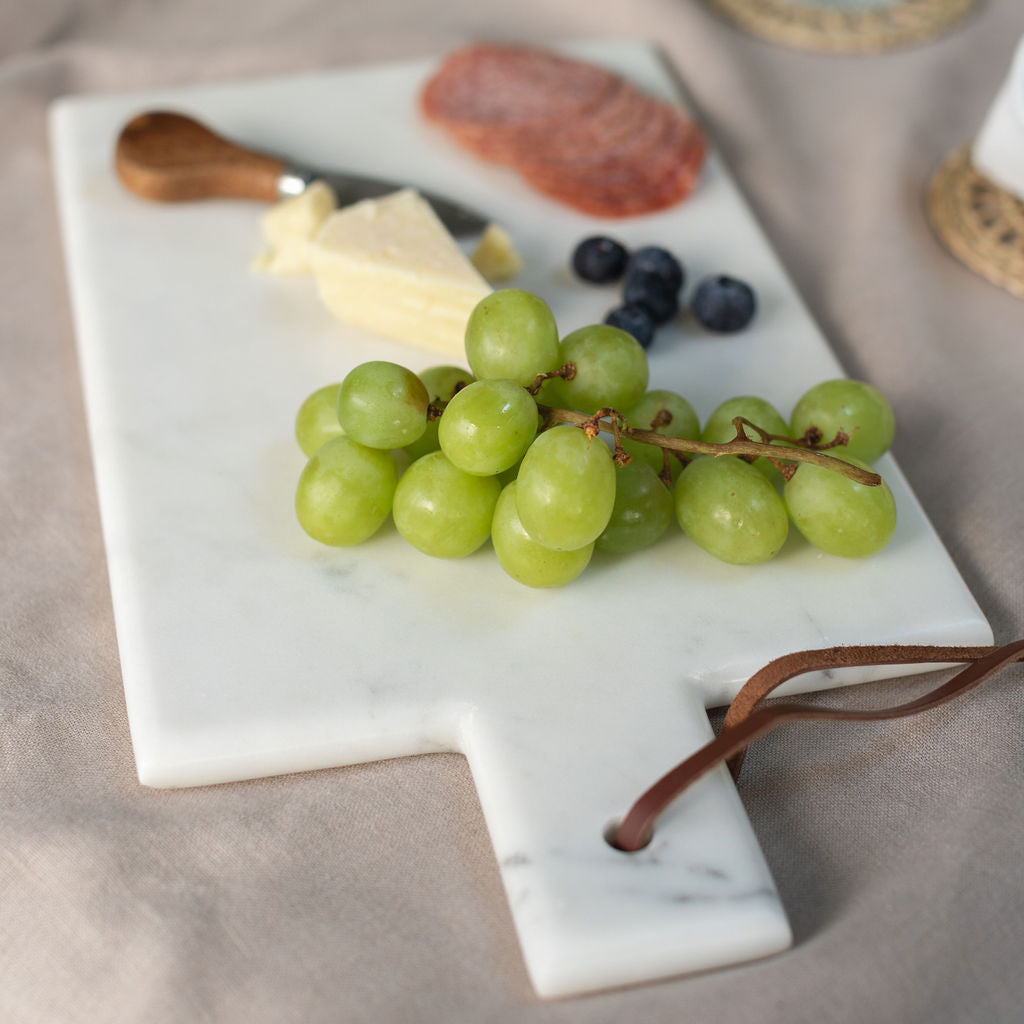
[2,1,1023,1021]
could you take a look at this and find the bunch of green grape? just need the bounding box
[293,289,897,588]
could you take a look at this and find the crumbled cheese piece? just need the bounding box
[253,180,337,275]
[471,223,523,282]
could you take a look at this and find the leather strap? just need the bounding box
[611,640,1024,852]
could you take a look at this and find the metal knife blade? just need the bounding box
[279,164,489,238]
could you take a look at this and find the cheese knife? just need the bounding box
[114,110,490,237]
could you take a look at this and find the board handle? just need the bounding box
[460,689,790,997]
[114,111,286,202]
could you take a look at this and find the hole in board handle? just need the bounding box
[603,817,652,852]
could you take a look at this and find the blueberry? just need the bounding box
[604,304,656,348]
[571,236,629,284]
[623,270,679,325]
[690,275,757,333]
[625,246,684,293]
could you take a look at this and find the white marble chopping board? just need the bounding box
[50,41,992,998]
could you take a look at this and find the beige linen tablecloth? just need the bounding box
[3,1,1023,1021]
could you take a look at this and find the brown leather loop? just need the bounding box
[611,640,1024,853]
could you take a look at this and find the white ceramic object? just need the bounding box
[972,35,1024,200]
[50,42,991,998]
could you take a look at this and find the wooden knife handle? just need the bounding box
[114,111,286,202]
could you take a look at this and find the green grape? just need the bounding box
[295,435,397,546]
[701,395,790,482]
[492,481,594,588]
[621,389,700,483]
[295,383,344,457]
[497,452,526,488]
[533,374,566,410]
[556,324,649,414]
[418,364,474,402]
[337,360,428,449]
[674,455,788,565]
[789,379,895,464]
[438,379,538,476]
[464,290,560,386]
[392,451,500,558]
[596,460,674,555]
[515,425,615,550]
[404,365,475,462]
[784,455,896,557]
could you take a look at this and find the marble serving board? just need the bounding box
[50,41,991,999]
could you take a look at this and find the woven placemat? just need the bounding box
[707,0,975,53]
[927,145,1024,301]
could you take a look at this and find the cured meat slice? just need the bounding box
[447,77,638,164]
[523,127,707,217]
[507,82,661,169]
[514,99,679,184]
[520,107,698,196]
[420,44,707,217]
[421,44,617,131]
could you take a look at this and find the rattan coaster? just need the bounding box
[707,0,975,53]
[927,145,1024,301]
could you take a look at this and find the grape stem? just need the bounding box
[538,406,882,486]
[525,363,577,396]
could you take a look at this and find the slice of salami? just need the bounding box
[420,43,707,218]
[523,124,707,217]
[507,83,662,170]
[554,124,705,207]
[514,98,677,184]
[519,104,702,198]
[448,77,639,165]
[421,44,616,130]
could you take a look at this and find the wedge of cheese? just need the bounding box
[309,188,491,357]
